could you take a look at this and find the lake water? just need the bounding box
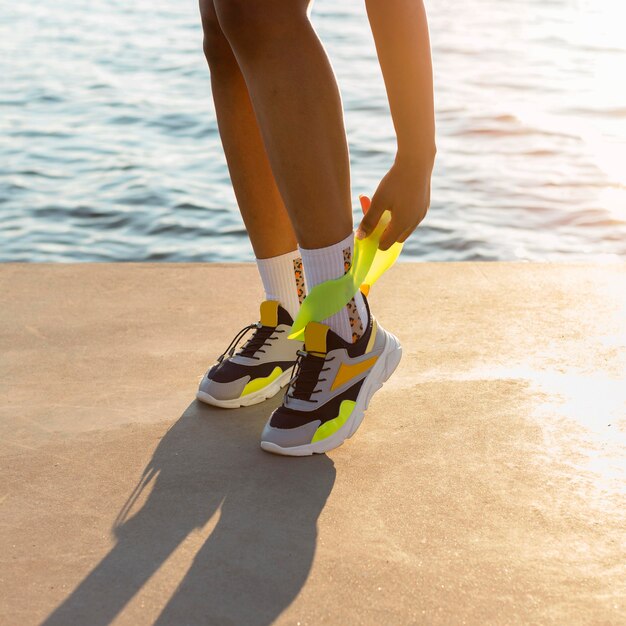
[1,0,625,262]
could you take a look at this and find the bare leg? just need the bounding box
[200,0,297,258]
[213,0,354,249]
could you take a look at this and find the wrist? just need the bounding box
[395,143,436,170]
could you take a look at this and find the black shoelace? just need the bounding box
[287,349,335,403]
[217,323,283,363]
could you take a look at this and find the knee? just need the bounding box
[214,0,307,53]
[202,33,230,73]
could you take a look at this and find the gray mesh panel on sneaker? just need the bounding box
[261,420,321,448]
[199,375,250,400]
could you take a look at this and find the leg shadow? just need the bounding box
[42,397,335,626]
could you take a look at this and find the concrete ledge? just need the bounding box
[1,263,625,624]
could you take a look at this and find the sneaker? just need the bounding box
[260,297,402,455]
[197,301,302,408]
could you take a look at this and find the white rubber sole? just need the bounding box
[196,367,293,409]
[261,329,402,456]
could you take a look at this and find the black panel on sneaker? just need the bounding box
[276,306,295,327]
[209,359,298,384]
[269,378,364,429]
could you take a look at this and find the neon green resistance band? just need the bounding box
[289,207,403,341]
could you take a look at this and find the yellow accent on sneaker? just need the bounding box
[304,322,329,355]
[260,300,279,327]
[311,400,356,443]
[330,354,378,391]
[240,366,282,397]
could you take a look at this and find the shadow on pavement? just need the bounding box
[42,396,336,625]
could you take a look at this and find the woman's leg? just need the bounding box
[212,0,367,342]
[200,0,297,259]
[212,0,353,249]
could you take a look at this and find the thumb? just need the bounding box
[356,192,385,239]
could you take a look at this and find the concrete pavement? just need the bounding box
[1,263,625,625]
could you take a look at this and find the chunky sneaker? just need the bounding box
[260,297,402,456]
[197,301,302,408]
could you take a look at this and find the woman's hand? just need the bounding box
[356,152,434,250]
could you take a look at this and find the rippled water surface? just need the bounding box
[2,0,625,261]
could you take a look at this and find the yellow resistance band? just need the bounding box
[289,198,403,341]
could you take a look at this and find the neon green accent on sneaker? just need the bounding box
[289,210,402,340]
[311,399,357,443]
[240,366,283,397]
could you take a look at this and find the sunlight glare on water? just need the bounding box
[0,0,625,261]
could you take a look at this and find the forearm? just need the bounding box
[365,0,436,164]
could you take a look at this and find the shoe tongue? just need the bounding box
[259,300,279,327]
[304,321,329,355]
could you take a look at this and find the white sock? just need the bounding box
[256,250,305,322]
[299,232,368,343]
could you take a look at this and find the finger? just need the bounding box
[358,194,371,214]
[397,224,418,244]
[356,192,386,239]
[378,220,405,251]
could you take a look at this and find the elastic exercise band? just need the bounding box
[289,202,403,341]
